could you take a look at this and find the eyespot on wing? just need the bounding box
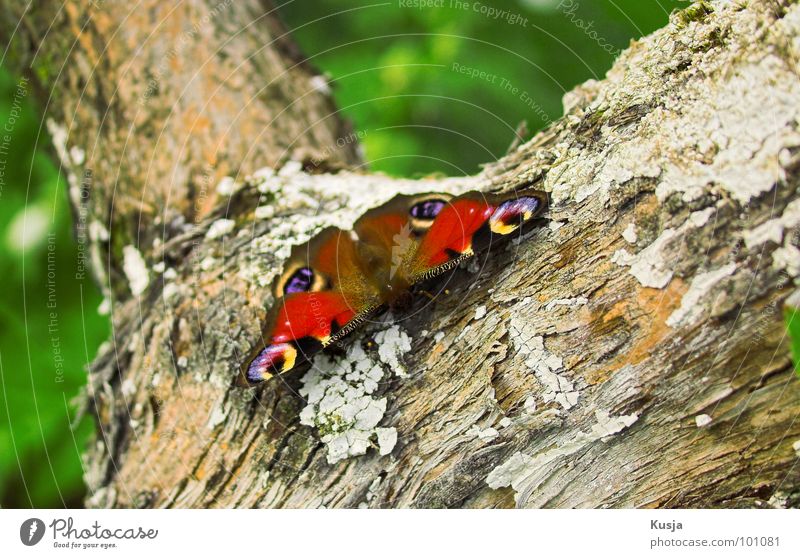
[488,195,544,235]
[284,267,315,294]
[244,342,297,384]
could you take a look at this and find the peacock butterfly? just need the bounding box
[241,187,549,385]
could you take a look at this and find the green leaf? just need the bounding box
[785,306,800,377]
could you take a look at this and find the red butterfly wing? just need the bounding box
[413,188,548,276]
[415,197,494,267]
[243,228,381,384]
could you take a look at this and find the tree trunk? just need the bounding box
[4,0,800,508]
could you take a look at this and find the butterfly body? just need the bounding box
[242,187,548,385]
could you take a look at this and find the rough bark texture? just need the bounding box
[4,0,800,508]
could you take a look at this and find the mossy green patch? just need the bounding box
[674,1,715,28]
[316,413,354,438]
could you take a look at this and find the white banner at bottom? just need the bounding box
[1,509,798,557]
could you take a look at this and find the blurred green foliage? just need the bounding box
[0,0,687,507]
[0,68,106,508]
[279,0,688,176]
[786,308,800,378]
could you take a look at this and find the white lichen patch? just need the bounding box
[689,207,715,228]
[742,199,800,249]
[773,242,800,278]
[97,297,111,316]
[122,245,149,296]
[592,141,663,203]
[121,378,136,397]
[622,223,638,244]
[161,282,180,305]
[786,288,800,309]
[69,145,85,166]
[298,326,411,465]
[486,409,639,504]
[768,492,789,509]
[300,345,392,464]
[255,205,275,220]
[548,128,662,206]
[695,414,713,428]
[656,55,800,205]
[249,235,279,255]
[544,296,588,312]
[666,263,737,328]
[89,221,110,243]
[744,218,785,249]
[467,425,500,443]
[793,440,800,457]
[485,452,534,491]
[249,166,275,183]
[200,256,217,271]
[612,229,677,288]
[611,249,633,266]
[207,403,228,430]
[206,219,236,239]
[279,160,304,176]
[509,316,578,410]
[310,74,332,95]
[523,396,537,414]
[238,260,274,288]
[455,324,472,342]
[376,427,397,456]
[473,305,487,320]
[590,410,639,439]
[373,325,412,378]
[46,118,70,166]
[215,176,237,196]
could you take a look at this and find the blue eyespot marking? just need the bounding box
[492,197,540,225]
[410,199,446,220]
[247,343,294,383]
[487,197,541,235]
[285,267,314,294]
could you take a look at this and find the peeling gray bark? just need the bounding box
[6,0,800,508]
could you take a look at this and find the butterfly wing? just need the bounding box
[243,227,382,385]
[349,187,547,295]
[402,188,549,283]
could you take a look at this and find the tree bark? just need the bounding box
[4,0,800,508]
